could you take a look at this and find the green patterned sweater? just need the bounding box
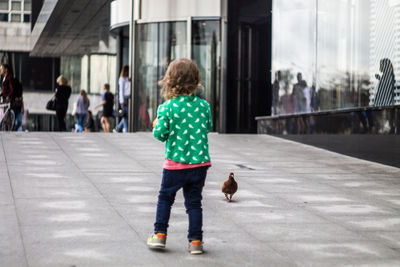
[153,95,212,164]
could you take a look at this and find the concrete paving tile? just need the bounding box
[0,237,27,267]
[268,241,400,266]
[0,206,27,267]
[0,179,13,205]
[20,224,139,245]
[218,208,329,225]
[369,232,400,249]
[16,206,127,227]
[275,193,357,205]
[24,240,161,267]
[84,174,158,184]
[11,185,103,199]
[251,223,366,242]
[14,198,112,211]
[331,216,400,232]
[10,177,92,189]
[308,204,397,216]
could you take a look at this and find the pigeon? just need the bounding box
[222,172,238,202]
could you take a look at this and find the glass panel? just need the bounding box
[192,20,220,130]
[135,22,187,131]
[89,54,117,95]
[317,0,371,111]
[0,13,8,21]
[272,0,400,116]
[271,0,317,115]
[158,21,187,103]
[369,0,399,107]
[135,23,159,131]
[60,56,82,94]
[11,1,21,11]
[24,1,31,11]
[10,13,20,22]
[0,0,8,10]
[23,13,30,22]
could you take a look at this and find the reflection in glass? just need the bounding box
[10,13,20,22]
[317,0,370,111]
[271,0,316,115]
[24,1,31,11]
[11,1,21,11]
[89,54,117,95]
[192,20,220,130]
[0,1,8,10]
[158,22,187,106]
[374,58,395,107]
[272,0,399,117]
[135,22,187,131]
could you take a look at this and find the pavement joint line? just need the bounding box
[1,132,30,267]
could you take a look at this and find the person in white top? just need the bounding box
[115,65,131,132]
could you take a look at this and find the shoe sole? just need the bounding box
[190,250,203,255]
[147,243,166,249]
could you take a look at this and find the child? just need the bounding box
[147,58,212,255]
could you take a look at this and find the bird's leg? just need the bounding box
[229,195,232,202]
[224,193,229,201]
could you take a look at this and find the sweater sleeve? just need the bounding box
[153,104,170,142]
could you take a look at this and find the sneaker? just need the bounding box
[188,240,203,255]
[147,233,166,248]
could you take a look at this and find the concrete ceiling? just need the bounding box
[30,0,112,57]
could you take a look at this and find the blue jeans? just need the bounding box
[117,105,128,132]
[13,109,22,131]
[76,113,87,133]
[154,166,208,241]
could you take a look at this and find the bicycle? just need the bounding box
[0,101,15,131]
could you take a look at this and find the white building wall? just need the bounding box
[138,0,221,21]
[0,22,31,51]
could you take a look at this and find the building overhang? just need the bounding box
[30,0,111,57]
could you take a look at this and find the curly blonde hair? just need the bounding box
[159,58,203,100]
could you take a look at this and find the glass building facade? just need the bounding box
[0,0,31,23]
[271,0,400,116]
[134,20,221,131]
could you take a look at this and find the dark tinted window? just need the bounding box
[0,13,8,22]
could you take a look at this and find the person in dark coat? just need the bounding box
[374,58,395,107]
[55,75,72,131]
[0,63,14,103]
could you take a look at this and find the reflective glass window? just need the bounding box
[10,13,20,22]
[24,0,31,11]
[0,1,8,10]
[272,0,400,116]
[135,23,159,130]
[192,20,220,130]
[23,13,29,22]
[135,22,187,131]
[0,13,7,21]
[271,0,316,115]
[11,1,21,11]
[317,0,370,111]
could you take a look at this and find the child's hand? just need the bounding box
[152,118,158,128]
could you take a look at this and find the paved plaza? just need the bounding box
[1,132,400,267]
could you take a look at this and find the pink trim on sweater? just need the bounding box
[163,159,211,170]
